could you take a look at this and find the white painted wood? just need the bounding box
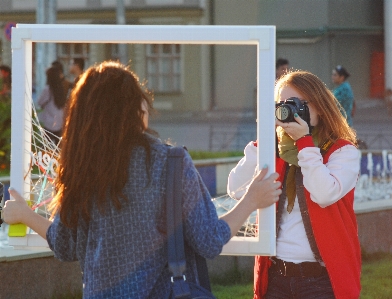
[10,24,276,255]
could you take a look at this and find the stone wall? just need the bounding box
[1,206,391,298]
[0,252,82,299]
[356,206,392,253]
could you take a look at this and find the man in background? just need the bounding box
[276,58,289,80]
[52,60,73,97]
[69,58,85,84]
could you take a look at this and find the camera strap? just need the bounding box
[319,139,334,157]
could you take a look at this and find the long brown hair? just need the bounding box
[275,71,357,146]
[46,66,67,109]
[50,61,153,228]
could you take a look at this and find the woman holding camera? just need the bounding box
[228,71,361,299]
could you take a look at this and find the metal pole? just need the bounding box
[209,0,216,110]
[35,0,46,104]
[46,0,58,67]
[385,0,392,93]
[116,0,128,65]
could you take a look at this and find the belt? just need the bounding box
[270,257,328,277]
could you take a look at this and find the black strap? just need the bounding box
[167,146,194,299]
[294,167,323,263]
[166,146,212,298]
[166,146,187,279]
[195,253,211,291]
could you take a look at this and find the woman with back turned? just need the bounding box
[3,61,282,299]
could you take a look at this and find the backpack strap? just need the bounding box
[166,146,191,298]
[166,146,213,298]
[166,146,187,278]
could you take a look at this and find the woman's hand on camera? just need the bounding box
[276,113,310,141]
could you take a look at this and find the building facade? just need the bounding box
[0,0,386,113]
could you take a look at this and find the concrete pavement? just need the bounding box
[149,99,392,151]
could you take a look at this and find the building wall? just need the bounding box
[328,0,383,26]
[0,0,204,11]
[0,0,209,112]
[259,0,329,28]
[209,0,383,108]
[214,45,257,110]
[0,0,386,112]
[213,0,259,110]
[256,0,384,101]
[327,0,384,98]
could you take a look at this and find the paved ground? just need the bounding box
[351,99,392,150]
[149,99,392,151]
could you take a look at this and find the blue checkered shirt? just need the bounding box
[47,134,231,298]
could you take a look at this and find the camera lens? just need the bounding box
[275,105,291,122]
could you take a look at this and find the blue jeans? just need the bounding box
[265,268,335,299]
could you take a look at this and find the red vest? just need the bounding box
[254,140,361,299]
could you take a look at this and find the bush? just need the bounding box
[188,150,243,160]
[0,94,11,174]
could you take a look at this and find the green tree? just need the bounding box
[0,93,11,173]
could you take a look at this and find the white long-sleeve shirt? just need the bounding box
[227,141,360,263]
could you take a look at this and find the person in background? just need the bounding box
[0,65,12,172]
[51,60,73,97]
[69,58,85,84]
[38,66,68,143]
[3,61,282,299]
[276,58,289,80]
[228,71,361,299]
[332,65,355,127]
[0,65,11,97]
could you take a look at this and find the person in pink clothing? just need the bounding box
[38,66,68,143]
[0,65,11,97]
[228,71,361,299]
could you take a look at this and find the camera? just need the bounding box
[275,97,310,127]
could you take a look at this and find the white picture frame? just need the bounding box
[10,24,276,255]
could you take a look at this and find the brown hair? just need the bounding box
[50,61,153,228]
[275,70,357,146]
[46,66,67,109]
[334,65,350,79]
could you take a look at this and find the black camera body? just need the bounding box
[275,97,311,127]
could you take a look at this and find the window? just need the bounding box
[146,0,184,5]
[57,43,89,76]
[146,44,181,93]
[110,44,119,61]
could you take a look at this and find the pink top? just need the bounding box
[38,85,64,132]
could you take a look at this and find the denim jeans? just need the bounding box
[265,268,335,299]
